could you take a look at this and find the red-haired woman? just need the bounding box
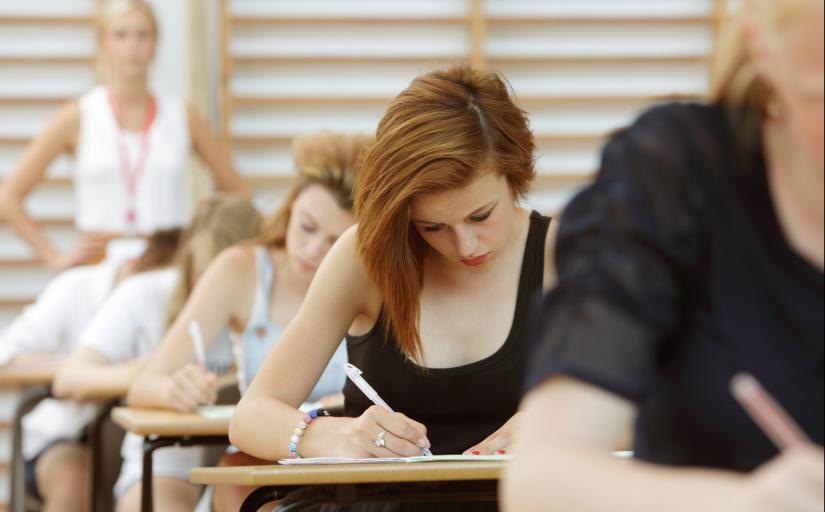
[229,66,556,509]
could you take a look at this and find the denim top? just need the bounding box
[234,246,347,401]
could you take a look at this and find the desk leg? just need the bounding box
[9,384,51,512]
[141,437,178,512]
[87,398,120,512]
[141,435,229,512]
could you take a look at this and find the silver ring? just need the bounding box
[374,430,387,448]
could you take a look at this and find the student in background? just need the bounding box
[53,194,261,512]
[0,0,248,271]
[127,131,368,511]
[503,1,823,511]
[229,66,555,511]
[0,231,178,512]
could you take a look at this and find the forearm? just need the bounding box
[229,393,347,460]
[190,114,252,200]
[503,447,746,512]
[53,359,146,401]
[216,171,251,200]
[126,371,177,408]
[0,196,57,263]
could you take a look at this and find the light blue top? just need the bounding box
[233,246,347,402]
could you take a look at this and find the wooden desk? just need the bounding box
[111,407,231,437]
[111,406,231,512]
[191,461,505,511]
[0,354,65,512]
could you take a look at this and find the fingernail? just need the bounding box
[496,449,506,455]
[418,438,428,448]
[471,450,481,455]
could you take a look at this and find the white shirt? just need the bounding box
[77,268,233,495]
[0,262,119,460]
[79,267,232,369]
[74,86,192,234]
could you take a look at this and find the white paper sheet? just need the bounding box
[278,454,511,465]
[196,405,235,419]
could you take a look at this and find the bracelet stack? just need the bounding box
[288,408,330,459]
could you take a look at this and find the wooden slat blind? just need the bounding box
[221,0,722,214]
[0,6,97,352]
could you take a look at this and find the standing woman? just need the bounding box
[127,131,370,511]
[0,0,249,271]
[229,66,555,510]
[504,0,823,511]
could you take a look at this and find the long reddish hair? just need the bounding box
[355,65,535,360]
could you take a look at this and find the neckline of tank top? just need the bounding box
[730,118,824,285]
[349,210,549,378]
[102,87,161,137]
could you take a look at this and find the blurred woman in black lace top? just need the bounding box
[504,1,824,511]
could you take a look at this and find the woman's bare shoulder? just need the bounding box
[325,225,382,326]
[46,100,81,150]
[208,244,259,289]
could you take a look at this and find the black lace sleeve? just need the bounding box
[526,103,728,403]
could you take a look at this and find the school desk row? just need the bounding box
[0,354,507,512]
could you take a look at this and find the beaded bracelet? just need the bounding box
[288,408,330,459]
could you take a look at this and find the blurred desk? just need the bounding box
[0,353,64,386]
[191,460,504,512]
[111,406,230,512]
[0,353,64,512]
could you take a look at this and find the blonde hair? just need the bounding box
[97,0,158,35]
[711,0,816,141]
[257,131,371,248]
[167,194,263,325]
[95,0,159,80]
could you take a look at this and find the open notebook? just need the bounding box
[278,452,632,465]
[196,405,235,419]
[278,454,510,465]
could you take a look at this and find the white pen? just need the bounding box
[344,363,433,456]
[188,320,207,370]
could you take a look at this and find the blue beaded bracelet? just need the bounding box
[288,408,330,459]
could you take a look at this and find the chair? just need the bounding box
[9,384,52,512]
[200,381,241,467]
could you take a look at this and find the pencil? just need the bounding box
[730,372,809,450]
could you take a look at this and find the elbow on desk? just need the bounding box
[228,397,261,457]
[227,402,246,451]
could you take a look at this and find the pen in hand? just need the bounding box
[344,363,433,456]
[730,372,810,450]
[188,320,207,370]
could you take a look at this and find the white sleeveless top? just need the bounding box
[74,85,192,234]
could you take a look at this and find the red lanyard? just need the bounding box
[107,89,157,229]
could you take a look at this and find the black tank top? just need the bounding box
[344,211,551,454]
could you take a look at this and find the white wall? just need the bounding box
[147,0,191,99]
